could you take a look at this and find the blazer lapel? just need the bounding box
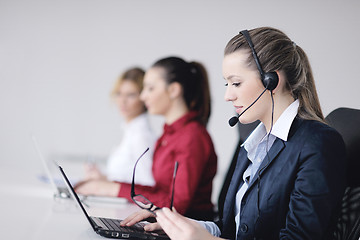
[223,148,250,223]
[245,117,303,191]
[247,138,285,191]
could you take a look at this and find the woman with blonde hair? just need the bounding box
[78,67,156,194]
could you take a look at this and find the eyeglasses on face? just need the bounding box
[131,148,178,216]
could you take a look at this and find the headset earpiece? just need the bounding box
[240,30,279,91]
[263,72,279,91]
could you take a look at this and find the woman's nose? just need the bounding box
[140,91,146,101]
[117,96,126,105]
[224,86,236,102]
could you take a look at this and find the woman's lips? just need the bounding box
[235,106,243,114]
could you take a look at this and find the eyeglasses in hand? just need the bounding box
[131,148,178,216]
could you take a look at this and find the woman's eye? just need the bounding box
[225,82,241,87]
[127,93,138,98]
[144,85,153,91]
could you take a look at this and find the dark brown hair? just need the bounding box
[152,56,211,126]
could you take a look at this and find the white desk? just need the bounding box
[0,164,140,240]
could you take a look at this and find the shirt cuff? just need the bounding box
[193,219,221,237]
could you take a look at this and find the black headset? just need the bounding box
[240,30,279,91]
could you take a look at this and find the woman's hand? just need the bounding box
[83,163,106,180]
[74,179,120,197]
[156,208,221,240]
[120,209,162,232]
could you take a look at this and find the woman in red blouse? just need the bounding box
[76,56,217,221]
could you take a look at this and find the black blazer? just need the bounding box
[220,117,346,240]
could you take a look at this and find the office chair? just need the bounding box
[217,120,259,220]
[326,107,360,240]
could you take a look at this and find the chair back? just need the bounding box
[326,107,360,240]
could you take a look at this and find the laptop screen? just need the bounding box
[57,164,97,231]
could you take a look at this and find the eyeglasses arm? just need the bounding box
[131,147,149,197]
[170,161,179,209]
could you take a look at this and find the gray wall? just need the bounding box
[1,0,360,203]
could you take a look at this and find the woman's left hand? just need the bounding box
[156,208,220,240]
[74,179,120,197]
[120,209,161,232]
[83,163,106,180]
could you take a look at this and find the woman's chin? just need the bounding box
[239,117,257,125]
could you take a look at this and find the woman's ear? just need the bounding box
[167,82,183,99]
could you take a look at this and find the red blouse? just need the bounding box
[117,111,217,219]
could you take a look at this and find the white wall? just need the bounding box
[1,0,360,204]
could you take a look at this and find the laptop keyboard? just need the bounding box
[93,217,145,232]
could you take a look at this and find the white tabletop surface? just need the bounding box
[0,164,141,240]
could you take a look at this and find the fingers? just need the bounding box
[143,222,162,231]
[156,208,187,238]
[120,210,154,227]
[74,180,87,190]
[74,180,97,195]
[159,208,190,229]
[74,180,89,194]
[120,210,162,232]
[75,180,97,195]
[157,208,216,240]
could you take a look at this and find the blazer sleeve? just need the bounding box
[279,128,346,239]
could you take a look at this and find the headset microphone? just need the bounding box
[228,88,267,127]
[229,116,239,127]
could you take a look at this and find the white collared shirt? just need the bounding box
[106,113,156,186]
[197,99,299,237]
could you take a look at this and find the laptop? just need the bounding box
[32,135,128,204]
[31,135,71,198]
[57,164,170,239]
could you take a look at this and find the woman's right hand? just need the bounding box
[120,209,162,232]
[156,208,221,240]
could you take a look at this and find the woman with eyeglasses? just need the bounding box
[105,67,156,186]
[76,56,217,221]
[75,67,156,193]
[121,27,346,240]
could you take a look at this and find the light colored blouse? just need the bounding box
[106,113,156,186]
